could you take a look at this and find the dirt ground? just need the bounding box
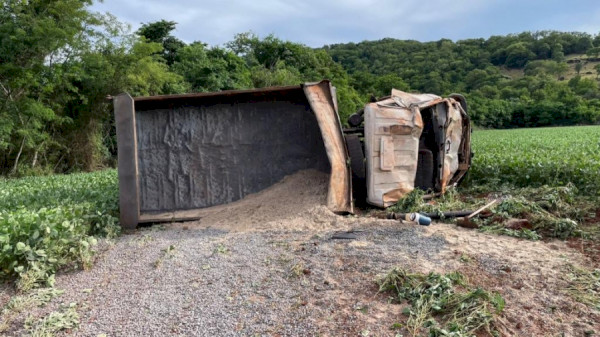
[1,170,599,336]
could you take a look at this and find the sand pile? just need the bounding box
[172,169,351,232]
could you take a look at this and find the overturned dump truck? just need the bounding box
[113,80,471,228]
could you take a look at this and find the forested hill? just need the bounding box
[324,32,600,128]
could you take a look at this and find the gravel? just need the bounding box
[2,221,448,336]
[3,219,598,336]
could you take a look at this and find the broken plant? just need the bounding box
[388,183,595,241]
[377,268,504,336]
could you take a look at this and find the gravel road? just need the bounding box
[3,220,599,336]
[10,222,445,336]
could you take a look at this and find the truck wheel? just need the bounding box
[347,108,364,127]
[345,134,366,179]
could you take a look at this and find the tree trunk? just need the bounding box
[11,136,25,174]
[32,149,38,168]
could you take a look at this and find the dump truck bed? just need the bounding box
[113,81,352,228]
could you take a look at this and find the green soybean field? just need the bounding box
[469,125,600,195]
[0,170,119,290]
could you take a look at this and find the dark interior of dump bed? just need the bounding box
[133,89,330,214]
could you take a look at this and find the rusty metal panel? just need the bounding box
[447,99,472,186]
[364,95,424,207]
[303,81,353,214]
[113,93,140,229]
[441,100,464,192]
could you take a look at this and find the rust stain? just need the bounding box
[303,81,353,214]
[382,185,414,207]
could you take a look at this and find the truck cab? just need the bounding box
[345,90,472,207]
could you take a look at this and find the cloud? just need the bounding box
[90,0,599,47]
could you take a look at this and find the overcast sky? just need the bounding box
[90,0,600,47]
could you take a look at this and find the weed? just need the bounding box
[289,261,305,278]
[154,244,176,268]
[214,243,229,255]
[133,234,154,247]
[354,303,369,314]
[0,288,64,333]
[390,322,403,330]
[4,288,64,312]
[459,254,471,263]
[25,302,79,337]
[377,268,504,336]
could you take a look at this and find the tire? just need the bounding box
[345,134,365,179]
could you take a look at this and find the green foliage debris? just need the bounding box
[390,180,593,241]
[565,265,600,310]
[377,268,504,337]
[25,303,79,337]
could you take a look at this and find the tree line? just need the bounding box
[1,0,599,175]
[325,31,600,128]
[0,1,360,175]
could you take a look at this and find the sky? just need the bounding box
[90,0,600,47]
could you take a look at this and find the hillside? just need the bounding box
[500,54,600,81]
[323,31,600,128]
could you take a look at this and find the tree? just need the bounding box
[551,44,565,62]
[586,47,600,59]
[575,62,583,75]
[505,42,536,68]
[595,64,600,80]
[55,17,187,171]
[0,0,96,173]
[172,43,251,92]
[227,33,363,120]
[522,60,568,79]
[0,4,188,173]
[371,74,409,97]
[137,20,185,65]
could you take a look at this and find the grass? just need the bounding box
[0,170,120,290]
[377,268,504,336]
